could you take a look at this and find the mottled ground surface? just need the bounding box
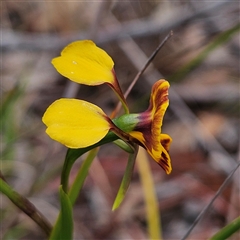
[1,1,239,239]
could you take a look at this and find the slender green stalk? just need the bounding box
[136,148,162,240]
[112,144,139,210]
[49,186,73,240]
[68,148,99,205]
[0,178,52,236]
[51,148,99,238]
[209,216,240,240]
[60,132,119,193]
[61,157,75,193]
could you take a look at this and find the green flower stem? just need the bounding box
[60,131,119,193]
[209,216,240,240]
[112,144,138,210]
[68,147,99,205]
[61,155,76,193]
[0,178,52,236]
[136,148,162,240]
[49,186,73,240]
[51,148,99,239]
[59,113,142,205]
[56,141,111,236]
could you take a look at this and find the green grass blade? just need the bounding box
[0,178,52,236]
[112,145,138,210]
[209,216,240,240]
[1,84,25,159]
[51,148,99,239]
[68,148,99,205]
[49,186,73,240]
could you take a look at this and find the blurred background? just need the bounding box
[1,1,239,239]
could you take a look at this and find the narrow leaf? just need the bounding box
[0,178,52,236]
[112,144,138,210]
[209,216,240,240]
[49,186,73,240]
[68,148,99,205]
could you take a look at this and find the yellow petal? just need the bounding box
[42,98,111,148]
[52,40,115,85]
[149,79,170,134]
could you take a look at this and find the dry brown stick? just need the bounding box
[227,144,240,223]
[123,31,173,101]
[111,31,173,118]
[0,171,53,236]
[181,161,240,240]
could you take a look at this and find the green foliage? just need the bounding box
[209,216,240,240]
[0,178,52,236]
[49,186,73,240]
[68,148,99,205]
[0,84,24,159]
[3,225,27,240]
[112,144,138,210]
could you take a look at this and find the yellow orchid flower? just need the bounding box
[51,40,128,113]
[42,79,172,174]
[114,80,172,174]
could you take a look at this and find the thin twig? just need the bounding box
[181,161,240,240]
[0,172,53,236]
[123,31,173,100]
[111,31,173,117]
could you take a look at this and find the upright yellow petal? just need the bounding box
[52,40,115,85]
[42,98,111,148]
[149,80,170,135]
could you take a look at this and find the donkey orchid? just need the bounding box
[43,40,172,174]
[114,80,172,174]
